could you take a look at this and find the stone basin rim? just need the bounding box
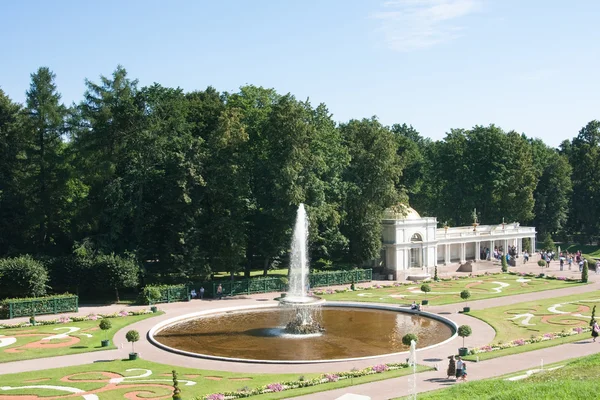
[147,302,459,364]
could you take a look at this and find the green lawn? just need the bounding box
[469,291,600,344]
[0,312,160,362]
[319,273,583,306]
[397,352,600,399]
[456,291,600,361]
[564,244,600,258]
[0,358,430,400]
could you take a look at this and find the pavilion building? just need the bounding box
[381,207,536,280]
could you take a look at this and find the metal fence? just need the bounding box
[0,295,79,319]
[190,269,372,298]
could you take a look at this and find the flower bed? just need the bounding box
[201,362,409,399]
[0,309,154,329]
[470,327,591,355]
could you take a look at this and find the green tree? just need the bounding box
[0,255,48,298]
[0,89,28,256]
[95,253,139,302]
[340,118,403,263]
[567,121,600,242]
[24,67,72,254]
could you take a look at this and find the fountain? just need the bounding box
[277,203,325,334]
[149,206,457,363]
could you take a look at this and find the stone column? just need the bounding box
[460,243,466,263]
[532,236,536,254]
[476,241,481,261]
[445,244,450,265]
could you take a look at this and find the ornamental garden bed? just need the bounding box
[318,272,583,306]
[0,358,430,400]
[461,291,600,361]
[0,310,160,363]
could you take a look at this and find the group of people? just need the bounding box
[446,355,467,381]
[190,284,225,300]
[542,250,600,273]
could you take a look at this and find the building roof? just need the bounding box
[383,205,421,220]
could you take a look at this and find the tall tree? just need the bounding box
[340,118,402,263]
[568,120,600,242]
[0,90,27,255]
[24,67,71,253]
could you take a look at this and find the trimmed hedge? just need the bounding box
[141,284,189,305]
[0,294,78,319]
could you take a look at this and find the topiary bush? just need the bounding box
[402,333,418,346]
[99,318,112,341]
[460,289,471,306]
[126,329,140,353]
[458,325,472,348]
[582,260,589,283]
[538,260,546,267]
[501,255,508,272]
[0,255,48,299]
[420,283,431,293]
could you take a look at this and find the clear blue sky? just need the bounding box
[2,0,599,147]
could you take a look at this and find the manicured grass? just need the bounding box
[462,331,589,362]
[320,273,583,306]
[564,244,600,258]
[0,312,160,362]
[0,358,430,400]
[397,352,600,399]
[469,291,600,344]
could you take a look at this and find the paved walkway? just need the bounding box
[1,257,599,399]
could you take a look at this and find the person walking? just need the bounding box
[199,286,205,300]
[217,284,223,300]
[446,355,456,379]
[455,356,463,380]
[592,320,599,342]
[461,361,468,381]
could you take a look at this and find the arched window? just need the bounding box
[411,233,423,242]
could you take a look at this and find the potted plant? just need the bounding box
[126,329,140,360]
[145,287,161,312]
[402,333,418,347]
[460,290,471,313]
[457,324,472,356]
[29,315,36,326]
[99,318,112,347]
[420,283,431,305]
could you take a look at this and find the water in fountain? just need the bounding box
[279,203,325,334]
[288,203,309,300]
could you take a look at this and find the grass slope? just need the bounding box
[399,352,600,399]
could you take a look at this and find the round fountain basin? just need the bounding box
[150,303,456,363]
[277,295,326,306]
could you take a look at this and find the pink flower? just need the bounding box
[206,394,224,400]
[372,364,389,373]
[512,339,525,346]
[267,383,284,392]
[324,373,339,382]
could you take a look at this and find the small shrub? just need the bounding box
[582,261,589,283]
[402,333,418,346]
[501,255,508,272]
[460,289,471,305]
[538,260,546,267]
[458,324,472,348]
[126,329,140,353]
[420,283,431,293]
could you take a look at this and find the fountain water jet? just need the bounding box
[278,203,325,334]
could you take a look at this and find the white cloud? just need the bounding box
[372,0,480,51]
